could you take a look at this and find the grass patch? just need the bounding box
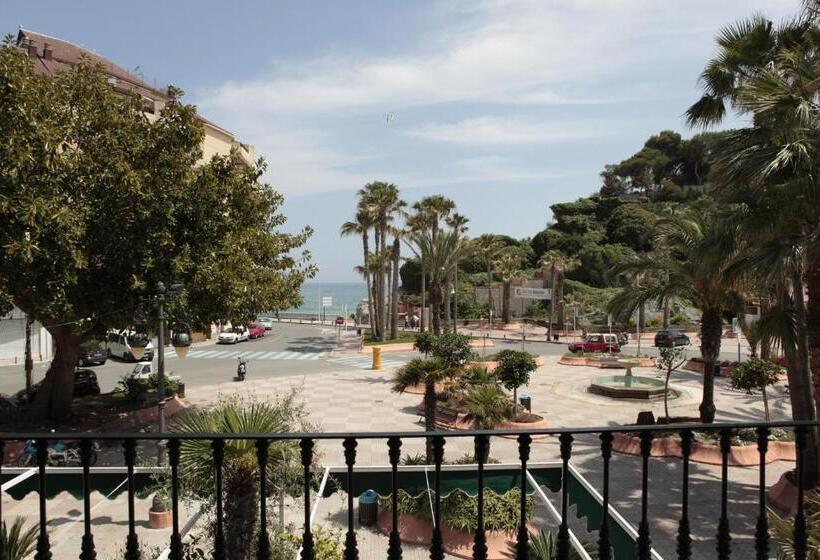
[363,331,419,346]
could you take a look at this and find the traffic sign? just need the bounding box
[322,296,333,308]
[513,287,551,300]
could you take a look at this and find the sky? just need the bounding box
[5,0,798,281]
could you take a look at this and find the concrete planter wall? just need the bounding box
[149,509,172,529]
[682,360,734,376]
[612,432,796,466]
[768,472,798,516]
[558,356,655,368]
[117,395,187,429]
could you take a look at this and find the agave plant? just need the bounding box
[2,517,38,560]
[769,490,820,559]
[503,528,591,560]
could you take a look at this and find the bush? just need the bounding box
[271,525,342,560]
[494,350,537,401]
[414,331,437,356]
[382,489,531,532]
[114,374,179,403]
[431,332,475,368]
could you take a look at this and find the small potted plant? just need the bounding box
[149,490,172,529]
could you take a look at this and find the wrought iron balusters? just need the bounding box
[517,434,532,560]
[34,439,51,560]
[123,439,140,560]
[257,438,271,560]
[301,438,316,560]
[557,432,573,560]
[387,436,402,560]
[168,438,182,560]
[598,432,613,560]
[676,429,692,560]
[794,426,808,560]
[637,431,652,560]
[473,435,489,560]
[79,440,96,560]
[430,435,445,560]
[755,426,769,560]
[343,438,359,560]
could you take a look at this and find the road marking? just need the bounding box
[176,349,328,361]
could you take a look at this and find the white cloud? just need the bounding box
[407,116,611,145]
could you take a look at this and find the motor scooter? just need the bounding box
[236,357,248,381]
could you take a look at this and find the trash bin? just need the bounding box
[519,393,531,412]
[176,382,185,399]
[358,489,379,526]
[356,328,362,336]
[552,334,559,342]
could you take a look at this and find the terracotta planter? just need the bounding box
[611,432,796,466]
[558,356,588,366]
[769,471,798,516]
[149,509,172,529]
[377,510,522,560]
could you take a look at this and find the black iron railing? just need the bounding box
[0,420,815,560]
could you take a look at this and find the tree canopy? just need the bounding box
[0,46,314,418]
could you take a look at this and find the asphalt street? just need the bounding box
[0,322,749,397]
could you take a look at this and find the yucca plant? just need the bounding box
[2,517,38,560]
[172,391,312,560]
[462,383,514,458]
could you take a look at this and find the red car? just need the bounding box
[567,333,620,354]
[248,324,266,339]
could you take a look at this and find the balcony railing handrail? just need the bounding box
[1,418,816,441]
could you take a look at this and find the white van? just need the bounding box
[106,329,154,362]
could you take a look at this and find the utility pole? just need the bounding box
[156,286,167,465]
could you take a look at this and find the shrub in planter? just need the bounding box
[494,350,537,404]
[149,491,172,529]
[432,332,475,368]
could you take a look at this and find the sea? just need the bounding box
[282,282,367,318]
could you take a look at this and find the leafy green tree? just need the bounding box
[730,358,781,421]
[173,393,311,560]
[655,346,688,420]
[413,331,437,357]
[0,48,314,419]
[494,350,537,404]
[2,517,38,560]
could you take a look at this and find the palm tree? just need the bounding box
[392,358,455,461]
[446,213,470,332]
[341,208,376,333]
[358,182,404,341]
[2,517,38,560]
[608,204,739,422]
[540,251,579,339]
[462,384,512,457]
[495,249,525,324]
[405,229,467,334]
[173,395,307,560]
[472,234,506,325]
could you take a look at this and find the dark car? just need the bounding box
[14,369,100,405]
[654,330,690,348]
[78,344,107,366]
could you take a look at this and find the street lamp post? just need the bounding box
[130,282,191,464]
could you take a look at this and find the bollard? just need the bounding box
[372,346,382,370]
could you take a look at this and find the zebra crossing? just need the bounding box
[326,354,406,370]
[170,349,327,361]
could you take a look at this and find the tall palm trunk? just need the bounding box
[225,471,258,560]
[548,266,557,339]
[502,280,511,324]
[391,237,400,339]
[430,283,443,335]
[443,277,451,328]
[420,267,427,332]
[662,299,671,329]
[487,261,494,326]
[387,259,394,336]
[796,263,820,487]
[453,267,458,333]
[698,307,723,423]
[362,232,375,334]
[556,271,565,329]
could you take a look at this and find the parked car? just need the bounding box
[654,330,690,348]
[258,318,274,330]
[129,361,181,382]
[218,326,249,344]
[15,369,100,405]
[106,329,154,362]
[248,324,266,339]
[568,333,621,354]
[78,343,107,366]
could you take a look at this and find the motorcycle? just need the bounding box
[236,357,248,381]
[17,439,99,467]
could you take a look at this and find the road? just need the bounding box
[0,322,750,397]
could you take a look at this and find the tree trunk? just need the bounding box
[762,386,770,422]
[662,299,670,329]
[556,271,565,329]
[443,277,451,328]
[638,303,646,331]
[30,325,80,420]
[453,266,459,333]
[794,263,820,487]
[391,237,400,340]
[362,233,375,336]
[421,267,427,332]
[387,259,394,336]
[225,470,259,560]
[424,380,437,462]
[486,261,494,324]
[430,284,442,335]
[664,370,671,420]
[804,258,820,421]
[698,307,722,423]
[548,266,557,339]
[502,281,511,324]
[25,314,33,403]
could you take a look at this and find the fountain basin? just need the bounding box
[588,375,676,400]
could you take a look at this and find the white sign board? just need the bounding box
[321,296,333,308]
[513,287,551,300]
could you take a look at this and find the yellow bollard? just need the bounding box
[372,346,382,370]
